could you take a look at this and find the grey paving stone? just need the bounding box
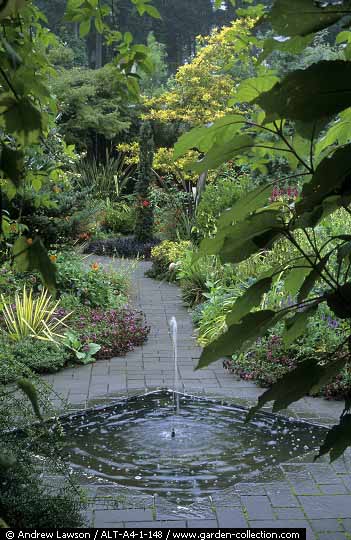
[341,518,351,532]
[241,495,275,520]
[94,509,153,522]
[309,519,343,532]
[216,508,247,527]
[125,522,187,529]
[187,520,218,528]
[341,476,351,492]
[308,465,343,485]
[286,474,321,495]
[274,508,305,520]
[319,484,348,495]
[266,489,299,508]
[298,495,351,518]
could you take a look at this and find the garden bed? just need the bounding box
[0,251,150,382]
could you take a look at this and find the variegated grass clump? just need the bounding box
[1,286,71,343]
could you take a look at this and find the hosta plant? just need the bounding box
[1,286,71,343]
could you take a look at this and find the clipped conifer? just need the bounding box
[134,122,155,242]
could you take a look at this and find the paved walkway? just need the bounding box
[43,257,351,535]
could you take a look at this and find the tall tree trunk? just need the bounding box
[95,31,103,69]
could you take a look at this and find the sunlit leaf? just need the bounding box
[218,184,273,227]
[296,144,351,214]
[173,114,246,159]
[297,255,331,303]
[17,378,43,421]
[226,277,273,325]
[283,304,319,346]
[0,145,24,187]
[198,310,283,369]
[0,96,42,144]
[229,76,280,104]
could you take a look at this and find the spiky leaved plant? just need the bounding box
[134,122,155,242]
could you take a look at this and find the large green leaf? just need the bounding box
[294,196,351,230]
[296,144,351,215]
[226,277,273,326]
[283,304,318,346]
[0,0,26,20]
[297,255,331,303]
[255,61,351,123]
[217,184,273,227]
[337,241,351,264]
[284,259,315,296]
[247,355,347,421]
[13,237,57,291]
[315,108,351,157]
[0,145,24,187]
[200,209,284,263]
[0,96,43,144]
[173,114,245,160]
[219,210,284,264]
[326,283,351,319]
[229,76,280,105]
[189,135,255,174]
[198,310,283,369]
[266,0,351,37]
[317,414,351,462]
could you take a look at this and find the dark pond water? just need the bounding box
[62,391,326,512]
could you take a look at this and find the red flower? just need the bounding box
[142,200,150,208]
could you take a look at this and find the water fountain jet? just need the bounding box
[170,317,180,437]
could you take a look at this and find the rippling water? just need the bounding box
[62,392,326,510]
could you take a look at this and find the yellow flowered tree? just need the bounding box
[118,17,256,190]
[143,17,256,126]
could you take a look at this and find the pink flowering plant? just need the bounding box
[69,306,150,360]
[230,303,350,400]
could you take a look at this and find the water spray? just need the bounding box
[170,316,179,438]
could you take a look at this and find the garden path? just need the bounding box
[44,256,344,425]
[42,256,351,534]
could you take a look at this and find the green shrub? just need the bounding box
[151,186,196,241]
[177,250,239,307]
[104,203,136,235]
[0,441,85,528]
[0,337,71,383]
[55,252,130,308]
[196,175,250,238]
[148,240,192,280]
[10,186,95,248]
[196,284,247,346]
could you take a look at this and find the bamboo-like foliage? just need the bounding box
[1,286,71,343]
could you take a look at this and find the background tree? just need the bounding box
[134,121,155,242]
